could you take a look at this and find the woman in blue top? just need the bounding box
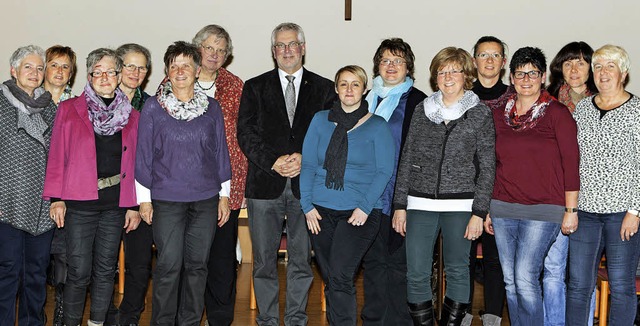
[300,65,394,326]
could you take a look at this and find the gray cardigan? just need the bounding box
[393,100,496,218]
[0,92,56,235]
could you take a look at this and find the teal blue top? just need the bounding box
[300,110,395,215]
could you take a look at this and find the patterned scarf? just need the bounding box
[59,85,73,103]
[365,76,413,121]
[503,89,553,131]
[557,82,592,113]
[131,87,144,112]
[156,77,209,121]
[324,100,369,190]
[423,90,480,124]
[84,83,132,136]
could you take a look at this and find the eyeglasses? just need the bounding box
[437,69,464,78]
[513,70,542,79]
[90,70,119,78]
[380,58,406,66]
[476,53,503,60]
[273,41,303,51]
[123,63,148,73]
[200,45,228,56]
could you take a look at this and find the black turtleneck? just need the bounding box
[473,80,508,101]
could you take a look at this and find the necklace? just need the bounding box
[197,70,217,91]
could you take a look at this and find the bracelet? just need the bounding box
[564,207,578,213]
[628,209,640,217]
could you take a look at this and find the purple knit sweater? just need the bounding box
[135,96,231,202]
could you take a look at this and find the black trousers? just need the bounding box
[361,213,413,326]
[205,208,239,326]
[64,208,125,325]
[468,233,505,316]
[311,206,381,326]
[151,196,218,326]
[118,221,154,324]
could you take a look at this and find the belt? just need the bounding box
[97,174,121,190]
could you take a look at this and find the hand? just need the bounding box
[272,154,291,177]
[484,214,494,235]
[347,208,369,227]
[218,197,231,227]
[124,209,141,233]
[620,212,640,241]
[305,208,323,235]
[139,202,154,225]
[392,209,407,237]
[241,197,247,209]
[561,212,579,235]
[50,201,67,228]
[282,153,302,178]
[465,215,484,240]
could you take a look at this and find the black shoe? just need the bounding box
[53,284,64,326]
[439,297,470,326]
[408,301,435,326]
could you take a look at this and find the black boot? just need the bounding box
[439,297,469,326]
[408,301,435,326]
[53,284,64,326]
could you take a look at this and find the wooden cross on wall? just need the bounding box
[345,0,352,21]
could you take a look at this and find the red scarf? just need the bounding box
[557,82,592,113]
[503,89,554,131]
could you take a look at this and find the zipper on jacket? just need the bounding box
[435,123,458,198]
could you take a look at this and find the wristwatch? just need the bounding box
[564,207,578,213]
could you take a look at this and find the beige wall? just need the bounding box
[2,0,639,95]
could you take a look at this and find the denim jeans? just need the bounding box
[406,210,472,304]
[64,208,125,325]
[492,217,560,326]
[566,211,640,326]
[543,231,568,326]
[0,223,53,326]
[311,206,381,326]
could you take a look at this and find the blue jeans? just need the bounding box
[543,231,568,326]
[0,223,53,326]
[567,211,640,326]
[492,217,560,326]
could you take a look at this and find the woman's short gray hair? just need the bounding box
[271,22,305,47]
[592,44,631,74]
[10,45,45,71]
[86,48,122,75]
[116,43,151,69]
[192,24,233,57]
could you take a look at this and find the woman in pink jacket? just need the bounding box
[43,48,140,326]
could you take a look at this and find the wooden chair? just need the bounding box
[118,240,125,294]
[595,267,640,326]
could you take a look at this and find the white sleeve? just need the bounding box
[218,179,231,198]
[135,179,151,204]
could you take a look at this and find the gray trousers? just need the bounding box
[247,180,313,326]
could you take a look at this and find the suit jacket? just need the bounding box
[43,93,140,207]
[238,68,336,199]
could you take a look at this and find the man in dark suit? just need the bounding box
[237,22,336,326]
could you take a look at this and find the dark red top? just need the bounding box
[492,100,580,206]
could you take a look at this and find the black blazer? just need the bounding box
[237,68,336,199]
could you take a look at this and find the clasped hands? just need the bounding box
[272,153,301,178]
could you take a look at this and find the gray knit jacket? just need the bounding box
[0,92,56,235]
[393,100,496,218]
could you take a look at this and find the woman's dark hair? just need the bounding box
[510,47,546,75]
[163,41,201,74]
[547,41,598,98]
[372,38,415,79]
[473,36,507,58]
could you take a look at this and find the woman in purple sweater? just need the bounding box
[135,41,231,325]
[485,47,580,326]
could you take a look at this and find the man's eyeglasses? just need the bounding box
[273,41,304,51]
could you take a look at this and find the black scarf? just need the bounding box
[323,100,369,190]
[3,79,51,114]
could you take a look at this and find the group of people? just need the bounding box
[0,20,639,326]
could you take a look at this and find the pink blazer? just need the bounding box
[43,93,139,207]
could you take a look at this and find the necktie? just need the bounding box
[285,75,296,126]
